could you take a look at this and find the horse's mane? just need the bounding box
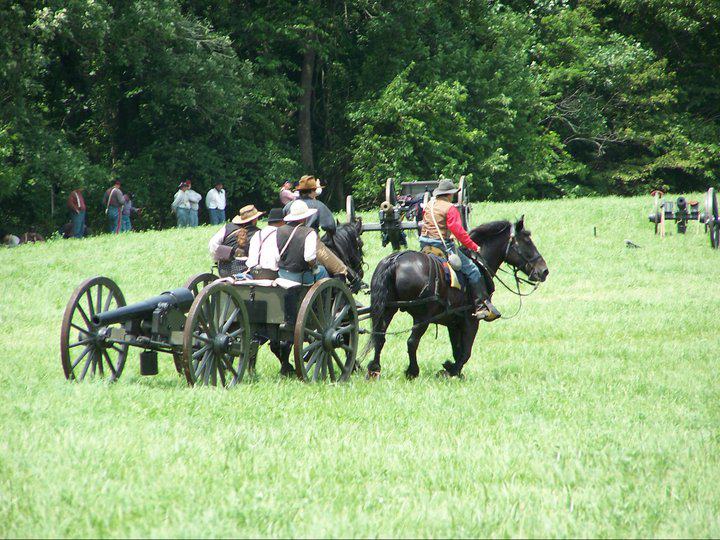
[469,220,511,243]
[322,222,364,269]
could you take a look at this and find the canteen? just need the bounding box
[448,252,463,271]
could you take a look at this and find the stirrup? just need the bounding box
[474,300,501,322]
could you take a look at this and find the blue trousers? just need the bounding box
[107,206,122,234]
[278,265,329,285]
[121,215,132,232]
[419,236,481,285]
[208,208,225,225]
[189,210,199,227]
[176,208,191,227]
[71,211,85,238]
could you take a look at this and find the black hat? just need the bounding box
[267,208,284,223]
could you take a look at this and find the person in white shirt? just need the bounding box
[276,200,329,284]
[171,182,192,227]
[183,180,203,227]
[245,208,285,279]
[206,182,227,225]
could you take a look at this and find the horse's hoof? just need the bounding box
[405,369,419,380]
[436,369,451,379]
[279,367,296,378]
[366,370,381,381]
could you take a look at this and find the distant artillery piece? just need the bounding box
[648,187,720,248]
[345,176,471,250]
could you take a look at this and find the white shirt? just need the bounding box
[172,190,191,209]
[206,188,226,210]
[208,226,226,261]
[186,189,202,210]
[246,226,280,271]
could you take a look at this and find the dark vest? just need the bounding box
[223,223,258,258]
[276,224,313,273]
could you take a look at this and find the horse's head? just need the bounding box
[504,216,548,282]
[323,219,365,290]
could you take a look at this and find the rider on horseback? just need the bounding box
[419,179,501,322]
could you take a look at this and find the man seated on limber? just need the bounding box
[276,200,329,284]
[245,208,285,280]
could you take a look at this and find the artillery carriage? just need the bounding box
[648,187,720,248]
[345,176,471,250]
[61,272,364,387]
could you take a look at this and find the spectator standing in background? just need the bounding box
[185,180,202,227]
[279,180,298,206]
[206,182,226,225]
[172,182,192,227]
[121,193,141,232]
[67,187,86,239]
[103,180,124,234]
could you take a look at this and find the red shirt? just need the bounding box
[446,205,478,252]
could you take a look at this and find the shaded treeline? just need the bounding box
[1,0,718,234]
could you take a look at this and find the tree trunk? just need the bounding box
[298,38,316,173]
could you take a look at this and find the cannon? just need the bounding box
[60,271,366,387]
[345,176,471,250]
[648,187,720,248]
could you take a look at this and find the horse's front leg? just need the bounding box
[405,321,429,379]
[443,319,478,377]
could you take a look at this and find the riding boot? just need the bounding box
[470,280,501,322]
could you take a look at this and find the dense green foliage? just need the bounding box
[1,0,719,233]
[1,195,719,536]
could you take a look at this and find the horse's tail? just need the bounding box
[359,252,404,359]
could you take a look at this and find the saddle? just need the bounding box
[421,245,495,295]
[422,248,464,290]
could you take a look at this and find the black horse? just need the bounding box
[254,219,366,376]
[322,218,366,293]
[367,217,549,378]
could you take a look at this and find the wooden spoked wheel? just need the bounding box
[183,272,218,297]
[182,282,251,388]
[457,175,471,229]
[293,279,358,382]
[346,195,356,223]
[385,178,398,206]
[707,187,720,249]
[174,272,219,373]
[60,276,129,382]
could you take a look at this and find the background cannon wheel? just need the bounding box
[653,191,661,235]
[183,272,217,297]
[346,195,356,223]
[385,178,398,206]
[293,279,358,382]
[60,276,129,382]
[182,282,251,388]
[707,187,720,248]
[457,175,471,229]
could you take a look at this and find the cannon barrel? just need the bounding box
[92,287,195,326]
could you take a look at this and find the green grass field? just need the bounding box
[1,195,718,538]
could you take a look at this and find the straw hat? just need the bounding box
[295,175,324,191]
[284,200,318,222]
[432,179,460,197]
[232,204,265,224]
